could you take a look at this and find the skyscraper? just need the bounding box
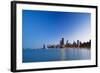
[60,38,65,48]
[62,38,64,45]
[43,44,46,49]
[77,40,80,47]
[66,40,69,47]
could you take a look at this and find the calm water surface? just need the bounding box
[23,48,91,63]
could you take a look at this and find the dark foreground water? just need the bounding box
[23,48,91,63]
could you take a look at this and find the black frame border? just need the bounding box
[11,1,98,72]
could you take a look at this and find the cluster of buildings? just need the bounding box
[43,38,91,49]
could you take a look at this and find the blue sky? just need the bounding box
[22,10,91,49]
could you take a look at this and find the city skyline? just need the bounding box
[22,10,91,49]
[46,38,91,49]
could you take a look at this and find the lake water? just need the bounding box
[23,48,91,63]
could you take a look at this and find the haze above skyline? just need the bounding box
[22,10,91,49]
